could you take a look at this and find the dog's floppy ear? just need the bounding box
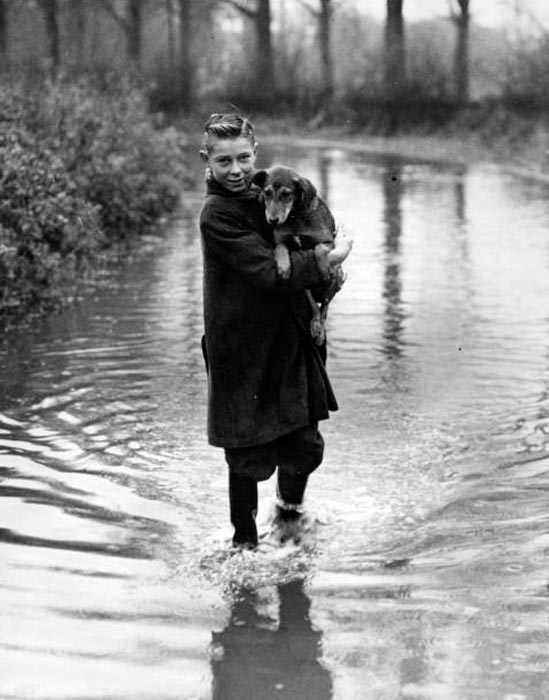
[251,169,268,188]
[292,175,317,209]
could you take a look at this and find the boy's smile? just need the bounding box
[203,136,257,193]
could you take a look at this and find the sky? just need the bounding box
[352,0,549,29]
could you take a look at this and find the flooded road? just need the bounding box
[1,143,549,699]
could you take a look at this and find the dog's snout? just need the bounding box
[268,216,281,225]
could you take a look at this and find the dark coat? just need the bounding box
[200,179,338,449]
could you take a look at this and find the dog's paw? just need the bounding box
[277,262,292,279]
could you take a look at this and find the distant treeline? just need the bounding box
[1,1,549,124]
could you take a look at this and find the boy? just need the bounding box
[199,112,351,549]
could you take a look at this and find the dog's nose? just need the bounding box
[268,216,280,225]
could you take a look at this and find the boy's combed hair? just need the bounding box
[203,112,255,151]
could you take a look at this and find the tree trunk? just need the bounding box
[319,0,334,106]
[384,0,406,100]
[0,0,7,70]
[40,0,60,78]
[255,0,274,103]
[178,0,193,108]
[67,0,87,71]
[166,0,176,70]
[127,0,142,71]
[454,0,470,104]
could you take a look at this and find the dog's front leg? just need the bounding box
[273,227,293,279]
[274,243,292,279]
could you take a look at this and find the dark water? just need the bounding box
[1,144,549,699]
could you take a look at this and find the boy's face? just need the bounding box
[202,136,257,193]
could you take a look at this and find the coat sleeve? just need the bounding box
[201,205,324,292]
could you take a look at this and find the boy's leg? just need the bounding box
[228,472,258,547]
[225,442,277,548]
[275,424,324,527]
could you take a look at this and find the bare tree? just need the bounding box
[65,0,88,71]
[166,0,176,69]
[450,0,470,103]
[384,0,406,99]
[0,0,7,70]
[38,0,61,77]
[218,0,274,103]
[99,0,144,72]
[177,0,193,108]
[299,0,335,110]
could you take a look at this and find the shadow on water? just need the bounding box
[1,143,549,698]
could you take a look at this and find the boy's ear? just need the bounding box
[199,149,208,163]
[251,169,268,188]
[293,175,317,208]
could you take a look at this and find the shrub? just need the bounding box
[31,81,188,240]
[0,94,102,312]
[0,80,189,320]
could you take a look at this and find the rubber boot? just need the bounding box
[229,472,258,549]
[274,470,309,543]
[277,470,309,511]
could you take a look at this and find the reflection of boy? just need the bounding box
[211,581,332,700]
[199,113,351,549]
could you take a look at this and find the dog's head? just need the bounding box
[251,166,317,226]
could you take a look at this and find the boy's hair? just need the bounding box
[202,112,256,152]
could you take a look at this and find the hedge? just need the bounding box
[0,81,190,320]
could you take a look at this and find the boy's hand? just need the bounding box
[315,233,353,275]
[328,232,353,266]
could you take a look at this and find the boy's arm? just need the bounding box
[201,207,325,292]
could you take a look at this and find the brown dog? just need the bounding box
[251,165,345,345]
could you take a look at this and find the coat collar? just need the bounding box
[206,177,259,200]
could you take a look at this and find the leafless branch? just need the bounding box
[97,0,128,31]
[296,0,318,17]
[448,0,470,21]
[217,0,256,20]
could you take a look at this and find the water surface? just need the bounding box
[1,144,548,699]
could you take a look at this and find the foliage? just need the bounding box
[0,81,189,319]
[502,32,549,108]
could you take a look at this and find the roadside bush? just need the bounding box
[0,81,189,319]
[31,81,188,240]
[0,96,102,312]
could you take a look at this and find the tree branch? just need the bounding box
[448,0,470,22]
[217,0,256,20]
[296,0,318,17]
[97,0,128,31]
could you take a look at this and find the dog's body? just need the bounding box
[251,165,345,345]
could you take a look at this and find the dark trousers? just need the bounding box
[225,424,324,546]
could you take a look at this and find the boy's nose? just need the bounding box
[230,161,242,174]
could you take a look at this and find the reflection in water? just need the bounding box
[317,152,331,203]
[455,177,466,225]
[381,161,406,359]
[454,176,471,265]
[211,580,332,700]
